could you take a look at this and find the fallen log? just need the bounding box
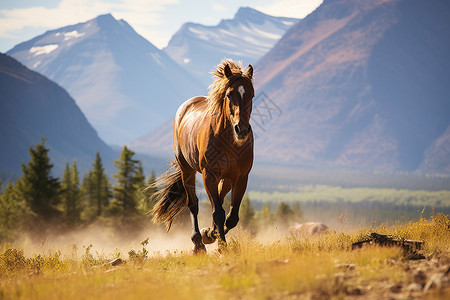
[352,233,424,259]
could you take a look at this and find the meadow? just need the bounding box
[1,213,449,299]
[246,184,450,227]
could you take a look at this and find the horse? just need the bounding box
[148,59,254,253]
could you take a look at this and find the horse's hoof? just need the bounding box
[193,243,207,255]
[200,227,216,244]
[217,240,228,254]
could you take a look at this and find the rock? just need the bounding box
[413,268,427,284]
[406,283,422,292]
[423,273,443,292]
[390,284,402,293]
[290,222,331,237]
[444,265,450,277]
[345,286,363,295]
[335,263,356,271]
[110,258,123,266]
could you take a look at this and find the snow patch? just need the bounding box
[188,27,213,41]
[282,20,296,26]
[150,53,165,68]
[33,61,41,69]
[30,44,58,56]
[64,30,85,40]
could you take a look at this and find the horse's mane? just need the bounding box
[207,59,253,115]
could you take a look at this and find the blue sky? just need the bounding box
[0,0,322,52]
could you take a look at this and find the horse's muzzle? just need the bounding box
[234,124,252,140]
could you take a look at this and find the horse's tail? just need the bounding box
[147,160,186,231]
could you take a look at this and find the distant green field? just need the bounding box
[242,185,450,226]
[248,184,450,207]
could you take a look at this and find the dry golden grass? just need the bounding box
[1,213,449,299]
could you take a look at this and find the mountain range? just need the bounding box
[252,0,450,173]
[132,0,450,174]
[7,14,204,145]
[163,7,298,86]
[0,53,115,177]
[4,1,450,175]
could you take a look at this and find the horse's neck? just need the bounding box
[211,109,229,136]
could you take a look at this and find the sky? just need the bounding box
[0,0,323,53]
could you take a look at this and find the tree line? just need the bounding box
[0,139,304,242]
[0,138,156,241]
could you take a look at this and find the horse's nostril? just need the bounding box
[246,125,252,134]
[234,124,241,135]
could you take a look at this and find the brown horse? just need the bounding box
[149,59,254,253]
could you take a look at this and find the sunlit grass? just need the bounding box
[1,214,449,299]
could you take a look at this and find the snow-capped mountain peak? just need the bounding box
[163,7,299,86]
[8,14,203,145]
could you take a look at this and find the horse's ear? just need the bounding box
[224,64,233,78]
[246,65,253,80]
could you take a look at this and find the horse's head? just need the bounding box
[223,63,254,141]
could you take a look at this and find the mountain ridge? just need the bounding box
[253,0,450,172]
[163,7,299,86]
[0,53,115,177]
[133,0,450,174]
[7,14,204,145]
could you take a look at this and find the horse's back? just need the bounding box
[174,96,208,172]
[175,96,207,124]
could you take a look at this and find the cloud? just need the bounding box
[211,3,228,12]
[255,0,323,19]
[0,0,177,45]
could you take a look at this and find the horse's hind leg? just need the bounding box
[180,167,206,254]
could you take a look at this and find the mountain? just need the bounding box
[419,127,450,174]
[0,53,115,177]
[252,0,450,173]
[134,0,450,174]
[164,7,299,86]
[129,120,173,159]
[7,14,204,145]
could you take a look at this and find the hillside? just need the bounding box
[0,53,115,177]
[253,0,450,172]
[7,14,204,145]
[134,0,450,174]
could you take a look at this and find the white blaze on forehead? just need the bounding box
[238,85,245,100]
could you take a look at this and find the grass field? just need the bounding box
[1,214,449,299]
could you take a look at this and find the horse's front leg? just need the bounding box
[203,172,227,249]
[201,179,231,245]
[225,174,249,234]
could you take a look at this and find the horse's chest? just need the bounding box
[203,139,252,179]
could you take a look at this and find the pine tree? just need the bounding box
[239,194,255,228]
[16,138,60,220]
[144,171,157,208]
[134,162,146,197]
[61,160,81,225]
[137,167,155,214]
[0,183,33,241]
[275,202,294,228]
[293,202,304,222]
[84,152,111,217]
[258,203,274,226]
[111,146,142,214]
